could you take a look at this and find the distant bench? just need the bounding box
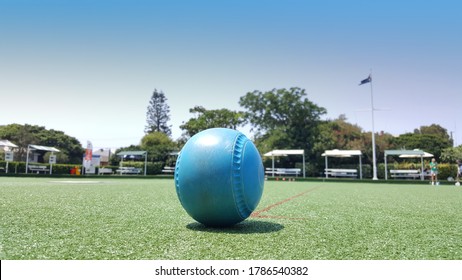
[390,169,421,179]
[98,168,113,175]
[162,166,175,174]
[28,165,49,174]
[325,168,357,178]
[116,167,141,175]
[265,168,301,177]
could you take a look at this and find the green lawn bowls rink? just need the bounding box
[0,177,461,260]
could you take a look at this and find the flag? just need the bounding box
[359,75,371,85]
[84,141,93,161]
[84,141,93,170]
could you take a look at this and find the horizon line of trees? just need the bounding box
[2,87,461,176]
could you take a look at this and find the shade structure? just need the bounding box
[28,144,60,152]
[0,140,18,149]
[1,140,18,174]
[384,149,429,180]
[26,144,60,174]
[263,149,305,178]
[399,149,433,158]
[321,149,363,179]
[116,151,148,176]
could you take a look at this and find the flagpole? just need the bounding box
[370,74,378,180]
[359,73,378,180]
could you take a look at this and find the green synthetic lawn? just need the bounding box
[1,177,461,260]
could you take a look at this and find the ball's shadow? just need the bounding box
[186,220,284,234]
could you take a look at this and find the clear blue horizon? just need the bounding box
[1,0,461,149]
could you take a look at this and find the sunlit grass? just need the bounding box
[1,178,461,259]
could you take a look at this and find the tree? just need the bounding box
[0,124,37,161]
[440,145,462,163]
[179,106,245,138]
[313,115,363,153]
[140,131,177,162]
[0,124,84,163]
[392,133,451,160]
[239,87,326,157]
[361,131,395,166]
[145,89,171,136]
[313,115,395,175]
[414,124,453,146]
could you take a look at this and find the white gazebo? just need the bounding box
[322,149,363,179]
[1,140,18,173]
[384,149,432,180]
[116,151,148,176]
[0,140,18,149]
[263,149,305,178]
[25,144,60,174]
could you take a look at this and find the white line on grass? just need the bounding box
[49,180,104,184]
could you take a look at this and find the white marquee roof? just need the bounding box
[322,149,362,157]
[117,151,147,156]
[29,144,60,152]
[263,149,304,157]
[398,149,433,158]
[385,149,425,156]
[0,140,18,148]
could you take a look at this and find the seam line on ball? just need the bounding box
[232,133,250,219]
[174,152,183,204]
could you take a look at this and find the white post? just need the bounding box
[384,152,388,180]
[144,151,147,176]
[25,145,31,174]
[271,155,275,177]
[420,155,424,181]
[325,155,328,179]
[49,152,53,175]
[370,76,378,180]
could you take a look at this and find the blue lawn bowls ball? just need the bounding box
[175,128,264,227]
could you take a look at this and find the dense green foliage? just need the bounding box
[179,106,245,138]
[1,88,458,178]
[0,124,84,164]
[140,132,177,163]
[239,87,327,168]
[441,146,462,163]
[392,133,452,159]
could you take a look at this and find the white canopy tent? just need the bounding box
[322,149,363,179]
[1,140,18,173]
[263,149,305,178]
[399,149,434,159]
[26,144,60,174]
[0,140,18,149]
[116,151,148,176]
[384,149,431,180]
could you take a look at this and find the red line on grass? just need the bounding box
[251,186,321,219]
[253,215,308,220]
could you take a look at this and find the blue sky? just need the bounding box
[1,0,461,149]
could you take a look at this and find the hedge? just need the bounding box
[324,162,458,180]
[3,160,457,179]
[0,161,166,175]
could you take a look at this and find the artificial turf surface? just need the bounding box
[1,177,461,260]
